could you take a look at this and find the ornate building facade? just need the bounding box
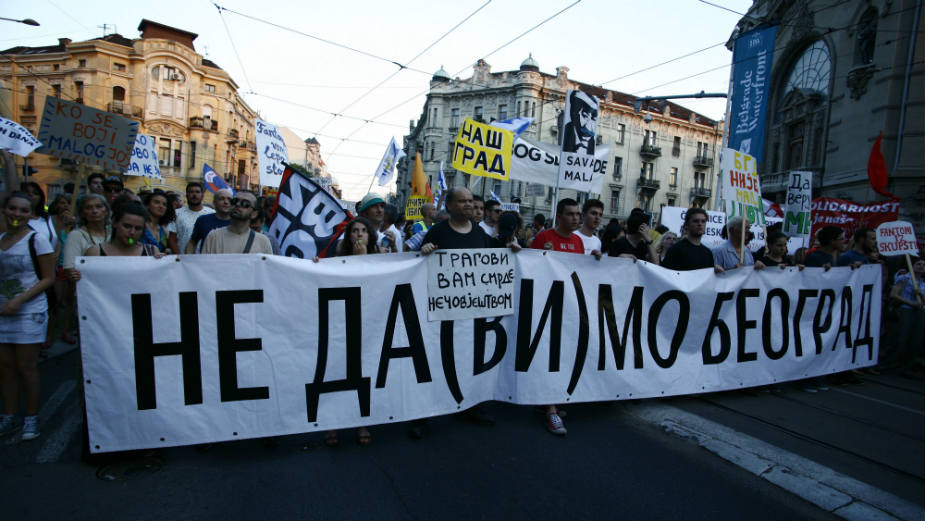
[0,19,259,196]
[732,0,924,226]
[399,57,723,224]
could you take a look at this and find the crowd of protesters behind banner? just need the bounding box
[0,161,922,454]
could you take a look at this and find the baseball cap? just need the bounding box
[357,193,386,213]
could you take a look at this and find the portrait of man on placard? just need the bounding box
[562,90,598,155]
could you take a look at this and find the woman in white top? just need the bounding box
[0,192,56,441]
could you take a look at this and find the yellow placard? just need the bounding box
[405,195,429,220]
[451,117,513,181]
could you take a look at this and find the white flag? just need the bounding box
[375,137,406,186]
[0,116,41,157]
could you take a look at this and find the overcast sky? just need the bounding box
[2,0,751,200]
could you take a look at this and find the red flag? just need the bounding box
[867,132,898,199]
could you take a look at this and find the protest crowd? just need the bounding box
[0,152,922,454]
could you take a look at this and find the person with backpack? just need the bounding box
[0,192,56,441]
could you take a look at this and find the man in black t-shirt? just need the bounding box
[662,207,721,272]
[610,210,658,264]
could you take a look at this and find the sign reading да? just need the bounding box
[452,117,514,181]
[36,97,139,171]
[426,248,515,321]
[783,171,812,238]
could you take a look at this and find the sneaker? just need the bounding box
[545,413,567,436]
[21,415,39,441]
[0,414,18,436]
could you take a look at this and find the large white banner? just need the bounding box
[77,253,880,453]
[510,137,609,193]
[255,119,288,188]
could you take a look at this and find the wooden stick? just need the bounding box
[906,254,922,306]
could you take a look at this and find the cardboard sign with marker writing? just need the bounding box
[36,97,138,171]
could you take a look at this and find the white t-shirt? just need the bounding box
[0,231,54,314]
[479,221,496,238]
[28,217,57,251]
[175,206,215,254]
[576,230,602,255]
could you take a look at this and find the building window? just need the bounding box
[189,141,197,169]
[610,190,620,214]
[672,136,681,157]
[78,59,86,67]
[516,101,521,117]
[74,81,84,102]
[636,192,652,211]
[641,162,654,179]
[613,156,622,179]
[52,84,61,98]
[158,138,171,165]
[644,130,657,147]
[498,104,507,121]
[531,102,536,117]
[695,172,706,189]
[429,142,435,161]
[113,63,126,72]
[474,106,483,122]
[174,145,182,168]
[53,64,59,71]
[667,197,676,207]
[616,123,625,144]
[112,86,125,102]
[493,181,501,197]
[24,85,34,109]
[451,108,460,128]
[854,8,877,65]
[669,167,678,187]
[205,84,216,93]
[431,107,438,126]
[696,141,709,158]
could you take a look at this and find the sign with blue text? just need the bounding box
[0,116,41,156]
[36,97,139,171]
[255,119,289,188]
[123,134,162,178]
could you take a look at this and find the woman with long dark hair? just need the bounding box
[0,192,56,440]
[141,190,178,254]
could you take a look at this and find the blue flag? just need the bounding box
[729,25,778,164]
[490,116,534,137]
[203,163,232,194]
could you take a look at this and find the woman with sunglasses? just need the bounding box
[0,192,56,440]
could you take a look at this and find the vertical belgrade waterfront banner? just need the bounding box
[255,119,289,188]
[729,25,778,164]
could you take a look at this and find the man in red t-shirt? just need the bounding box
[531,198,584,254]
[528,197,585,436]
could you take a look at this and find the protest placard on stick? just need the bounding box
[877,221,921,301]
[451,118,513,181]
[783,170,812,243]
[36,97,138,171]
[124,134,162,178]
[426,248,515,321]
[405,195,428,220]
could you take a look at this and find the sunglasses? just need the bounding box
[231,198,253,208]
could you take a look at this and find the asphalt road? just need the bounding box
[1,349,840,520]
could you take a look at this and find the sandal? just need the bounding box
[323,431,339,447]
[357,428,371,446]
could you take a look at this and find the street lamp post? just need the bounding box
[0,17,40,26]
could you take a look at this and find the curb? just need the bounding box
[624,401,924,521]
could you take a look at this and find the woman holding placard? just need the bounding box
[886,256,924,376]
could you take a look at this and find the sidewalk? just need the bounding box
[626,371,925,520]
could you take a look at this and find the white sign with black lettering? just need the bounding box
[426,248,515,321]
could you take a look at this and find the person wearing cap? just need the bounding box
[356,193,400,253]
[102,176,124,203]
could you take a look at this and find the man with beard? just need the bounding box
[201,190,272,254]
[186,188,232,253]
[175,182,215,254]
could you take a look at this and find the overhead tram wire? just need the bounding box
[247,92,407,129]
[314,0,492,136]
[215,2,254,92]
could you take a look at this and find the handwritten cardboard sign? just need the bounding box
[721,147,765,225]
[782,170,812,238]
[124,134,162,178]
[426,248,515,321]
[876,221,918,256]
[0,116,41,156]
[36,97,138,170]
[255,119,288,188]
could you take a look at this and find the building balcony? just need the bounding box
[226,128,240,141]
[693,155,713,168]
[19,103,35,112]
[106,101,142,118]
[190,116,218,132]
[637,176,660,191]
[690,187,712,199]
[639,144,661,158]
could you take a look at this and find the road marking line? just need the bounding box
[830,388,925,416]
[36,406,82,463]
[625,401,924,521]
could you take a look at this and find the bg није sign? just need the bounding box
[36,97,139,171]
[876,221,918,256]
[426,248,515,321]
